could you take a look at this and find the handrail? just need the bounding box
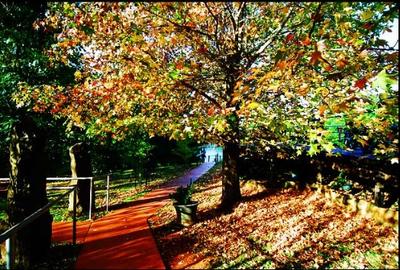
[0,186,76,243]
[0,185,77,269]
[1,170,153,221]
[46,177,93,181]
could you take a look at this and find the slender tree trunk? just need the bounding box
[7,116,52,268]
[68,142,94,215]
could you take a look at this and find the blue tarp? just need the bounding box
[331,147,375,159]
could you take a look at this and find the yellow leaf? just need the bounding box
[360,10,373,21]
[357,138,368,147]
[248,102,260,109]
[322,142,334,153]
[104,82,114,89]
[74,70,82,80]
[284,91,294,99]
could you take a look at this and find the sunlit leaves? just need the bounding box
[13,2,397,159]
[151,168,399,269]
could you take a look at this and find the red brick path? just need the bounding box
[52,162,215,269]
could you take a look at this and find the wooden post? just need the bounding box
[72,187,77,245]
[106,174,110,212]
[5,236,15,269]
[89,177,93,220]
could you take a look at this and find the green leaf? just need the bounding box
[168,70,180,80]
[308,144,318,156]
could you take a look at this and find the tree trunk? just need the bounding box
[7,116,52,268]
[68,142,94,215]
[221,141,241,211]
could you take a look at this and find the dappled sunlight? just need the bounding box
[150,169,398,269]
[52,220,92,244]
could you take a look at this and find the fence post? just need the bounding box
[72,186,77,245]
[5,235,15,269]
[89,177,93,220]
[106,174,110,212]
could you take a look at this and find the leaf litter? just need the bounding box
[149,166,398,269]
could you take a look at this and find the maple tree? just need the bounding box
[17,2,398,209]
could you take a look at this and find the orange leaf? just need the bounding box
[336,38,346,46]
[185,21,196,28]
[176,61,184,70]
[207,107,215,116]
[386,52,398,62]
[323,64,333,72]
[276,60,287,70]
[310,51,321,66]
[336,59,348,69]
[319,105,326,116]
[355,77,368,89]
[301,36,311,46]
[362,22,374,30]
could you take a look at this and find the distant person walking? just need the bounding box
[200,149,206,163]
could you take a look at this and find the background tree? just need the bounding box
[0,1,78,266]
[0,1,50,267]
[21,2,398,210]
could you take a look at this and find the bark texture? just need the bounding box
[68,142,94,215]
[221,141,241,210]
[7,116,52,268]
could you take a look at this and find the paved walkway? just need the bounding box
[52,162,215,269]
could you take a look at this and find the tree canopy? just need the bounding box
[14,2,399,208]
[17,2,398,153]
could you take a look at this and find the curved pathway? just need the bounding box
[52,162,215,269]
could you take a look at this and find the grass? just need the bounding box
[0,197,7,221]
[149,164,399,269]
[122,190,148,203]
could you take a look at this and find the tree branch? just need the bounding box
[253,5,294,57]
[179,80,222,109]
[145,6,213,39]
[308,2,323,38]
[225,2,237,32]
[203,2,222,54]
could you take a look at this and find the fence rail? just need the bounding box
[0,171,149,220]
[45,177,95,220]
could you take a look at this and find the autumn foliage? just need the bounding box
[13,2,399,207]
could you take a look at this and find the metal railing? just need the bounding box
[1,177,100,221]
[0,185,77,269]
[47,177,96,220]
[203,153,223,163]
[2,171,146,220]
